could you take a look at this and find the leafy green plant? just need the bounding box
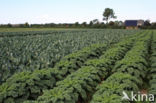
[0,29,137,83]
[149,32,156,96]
[0,42,108,103]
[90,32,152,103]
[90,73,140,103]
[36,33,143,103]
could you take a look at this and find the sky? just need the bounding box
[0,0,156,24]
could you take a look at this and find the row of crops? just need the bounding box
[149,33,156,96]
[0,30,87,37]
[34,31,155,103]
[91,31,153,103]
[0,30,155,103]
[0,29,138,83]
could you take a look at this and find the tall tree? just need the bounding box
[103,8,116,24]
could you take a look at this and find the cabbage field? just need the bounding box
[0,29,137,83]
[0,29,155,103]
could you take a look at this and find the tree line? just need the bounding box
[0,8,156,29]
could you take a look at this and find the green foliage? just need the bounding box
[85,40,133,67]
[149,32,156,95]
[103,8,117,23]
[90,73,139,103]
[0,29,137,83]
[36,66,100,103]
[0,42,107,103]
[0,30,152,103]
[36,33,142,103]
[90,32,152,103]
[113,33,151,81]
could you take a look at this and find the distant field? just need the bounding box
[0,29,138,83]
[0,28,82,32]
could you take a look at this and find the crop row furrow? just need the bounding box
[90,32,152,103]
[0,29,136,83]
[148,32,156,98]
[33,33,144,103]
[0,43,109,103]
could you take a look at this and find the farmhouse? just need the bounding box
[125,20,144,29]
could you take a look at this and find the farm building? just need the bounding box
[125,20,144,29]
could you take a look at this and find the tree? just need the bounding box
[103,8,117,24]
[74,22,79,27]
[114,21,124,26]
[24,22,29,27]
[7,23,12,27]
[89,21,93,26]
[144,20,151,26]
[82,22,87,27]
[109,21,115,26]
[75,22,79,26]
[152,22,156,26]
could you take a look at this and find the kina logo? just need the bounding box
[122,91,155,102]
